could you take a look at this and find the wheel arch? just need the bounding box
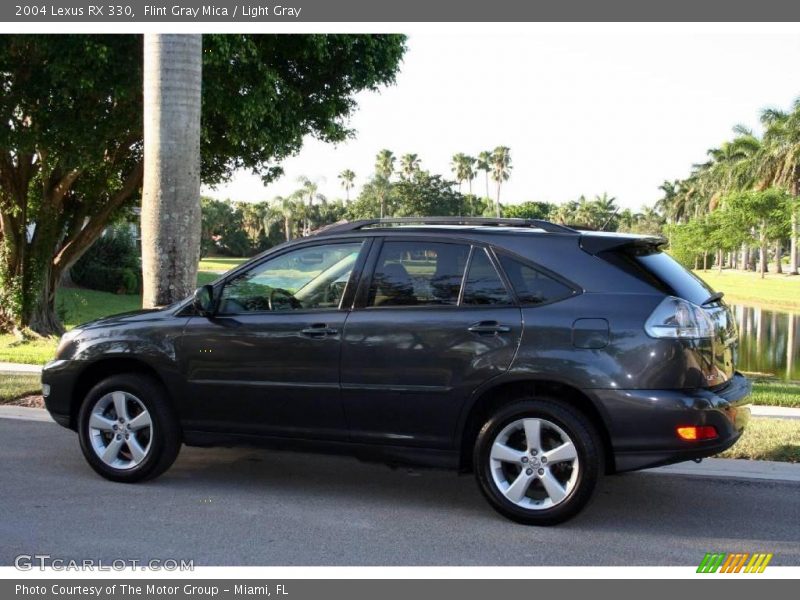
[457,378,615,474]
[69,357,176,430]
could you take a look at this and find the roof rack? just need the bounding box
[314,217,579,236]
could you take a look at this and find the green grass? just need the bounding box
[198,256,248,272]
[718,417,800,463]
[750,379,800,408]
[0,269,222,365]
[0,373,41,403]
[693,269,800,312]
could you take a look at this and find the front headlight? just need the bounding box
[56,328,83,358]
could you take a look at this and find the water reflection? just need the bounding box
[733,304,800,381]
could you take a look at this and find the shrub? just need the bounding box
[72,226,141,294]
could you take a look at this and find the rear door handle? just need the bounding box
[468,321,511,335]
[300,323,339,337]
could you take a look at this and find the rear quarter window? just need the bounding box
[497,254,575,305]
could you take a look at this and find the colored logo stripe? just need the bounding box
[697,553,772,573]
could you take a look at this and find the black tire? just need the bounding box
[474,398,602,525]
[78,373,181,483]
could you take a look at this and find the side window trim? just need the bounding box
[458,246,516,307]
[215,238,368,315]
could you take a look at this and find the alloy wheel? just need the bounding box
[489,417,579,510]
[88,391,153,470]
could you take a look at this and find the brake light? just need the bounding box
[645,296,714,339]
[676,426,718,441]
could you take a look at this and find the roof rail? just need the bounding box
[313,217,578,236]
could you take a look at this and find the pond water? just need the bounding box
[732,304,800,381]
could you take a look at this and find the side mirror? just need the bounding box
[193,285,215,317]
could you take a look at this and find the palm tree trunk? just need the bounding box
[790,200,799,275]
[284,216,291,241]
[141,34,203,308]
[759,222,767,279]
[776,240,783,274]
[495,181,501,218]
[484,172,489,199]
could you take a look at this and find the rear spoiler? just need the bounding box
[579,234,668,255]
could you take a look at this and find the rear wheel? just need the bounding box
[474,398,601,525]
[78,374,180,482]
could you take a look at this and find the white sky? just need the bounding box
[203,28,800,210]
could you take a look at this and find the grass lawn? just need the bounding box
[693,269,800,312]
[749,379,800,408]
[718,417,800,463]
[0,373,41,402]
[198,256,248,273]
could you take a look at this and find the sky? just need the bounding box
[202,28,800,210]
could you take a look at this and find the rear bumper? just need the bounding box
[594,372,752,473]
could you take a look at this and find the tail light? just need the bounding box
[645,296,714,339]
[676,426,718,441]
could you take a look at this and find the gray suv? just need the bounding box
[42,217,751,525]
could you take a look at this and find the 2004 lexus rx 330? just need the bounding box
[42,217,750,525]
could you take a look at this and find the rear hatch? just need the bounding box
[583,233,737,386]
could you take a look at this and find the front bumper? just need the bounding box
[41,359,83,430]
[593,372,752,473]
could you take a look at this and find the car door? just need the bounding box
[340,238,523,449]
[179,239,368,440]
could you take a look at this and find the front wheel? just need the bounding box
[474,399,602,525]
[78,374,181,483]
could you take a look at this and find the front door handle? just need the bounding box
[301,323,339,337]
[468,321,511,335]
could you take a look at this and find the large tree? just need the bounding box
[142,34,203,309]
[0,34,406,335]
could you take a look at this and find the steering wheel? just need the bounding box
[268,288,302,311]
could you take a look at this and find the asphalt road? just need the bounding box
[1,418,799,566]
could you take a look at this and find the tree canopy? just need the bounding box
[0,33,406,334]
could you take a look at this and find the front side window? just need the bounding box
[498,254,574,305]
[219,242,363,313]
[368,241,469,307]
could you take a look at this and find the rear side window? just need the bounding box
[498,254,574,305]
[368,241,469,307]
[462,249,512,306]
[600,249,714,305]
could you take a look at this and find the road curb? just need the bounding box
[0,405,53,422]
[644,457,800,483]
[0,362,43,374]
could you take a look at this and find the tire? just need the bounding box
[474,398,602,525]
[77,373,181,483]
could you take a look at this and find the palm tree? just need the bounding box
[375,149,395,180]
[338,169,356,201]
[490,146,512,217]
[296,176,326,235]
[141,34,203,308]
[399,154,421,180]
[374,149,395,218]
[476,151,492,199]
[274,195,297,241]
[760,103,800,275]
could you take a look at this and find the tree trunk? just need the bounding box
[717,249,723,273]
[775,240,783,274]
[759,222,767,279]
[141,34,203,308]
[790,199,799,275]
[284,216,291,241]
[495,181,501,218]
[484,172,489,199]
[703,252,708,271]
